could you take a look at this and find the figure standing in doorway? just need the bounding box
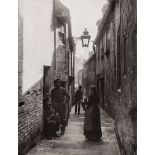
[51,79,69,135]
[74,85,83,114]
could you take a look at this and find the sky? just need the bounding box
[22,0,107,92]
[62,0,108,83]
[62,0,107,59]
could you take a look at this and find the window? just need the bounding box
[58,31,65,44]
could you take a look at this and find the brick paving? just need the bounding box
[27,106,120,155]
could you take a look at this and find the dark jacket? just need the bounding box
[74,89,83,101]
[87,93,99,109]
[51,87,69,103]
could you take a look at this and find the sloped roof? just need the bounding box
[94,0,115,44]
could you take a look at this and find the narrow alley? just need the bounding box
[27,107,120,155]
[18,0,137,154]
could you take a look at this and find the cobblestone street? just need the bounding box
[27,107,120,155]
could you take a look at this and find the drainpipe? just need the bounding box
[93,45,97,85]
[53,0,57,75]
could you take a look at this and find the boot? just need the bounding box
[60,127,65,135]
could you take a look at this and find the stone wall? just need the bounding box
[114,0,137,154]
[94,0,137,154]
[51,45,69,89]
[18,79,43,155]
[51,23,69,89]
[56,45,69,81]
[82,55,95,97]
[78,69,83,86]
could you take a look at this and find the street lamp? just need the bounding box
[70,28,91,100]
[81,28,91,47]
[72,28,91,48]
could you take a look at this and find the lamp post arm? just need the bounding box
[72,37,81,48]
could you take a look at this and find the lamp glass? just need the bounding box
[82,38,89,47]
[81,28,91,47]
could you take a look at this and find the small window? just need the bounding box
[58,31,65,44]
[19,101,24,107]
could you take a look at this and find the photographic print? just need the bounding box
[18,0,137,155]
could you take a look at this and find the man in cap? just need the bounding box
[50,79,69,135]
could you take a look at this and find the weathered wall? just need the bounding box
[114,0,137,154]
[102,18,116,115]
[50,6,74,120]
[51,13,74,94]
[18,3,23,96]
[22,0,54,93]
[18,1,73,154]
[78,69,83,86]
[55,45,68,81]
[82,55,95,97]
[51,23,69,88]
[18,79,43,155]
[95,0,137,154]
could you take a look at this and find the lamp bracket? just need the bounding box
[72,37,81,48]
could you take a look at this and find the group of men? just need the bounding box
[46,78,85,138]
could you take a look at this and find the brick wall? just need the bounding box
[18,79,43,155]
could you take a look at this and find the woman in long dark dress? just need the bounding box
[84,85,102,141]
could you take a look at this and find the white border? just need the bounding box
[0,0,155,154]
[138,0,155,154]
[0,0,18,154]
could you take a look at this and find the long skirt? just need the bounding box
[46,120,59,137]
[53,102,66,131]
[84,105,102,141]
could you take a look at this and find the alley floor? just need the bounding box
[27,107,120,155]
